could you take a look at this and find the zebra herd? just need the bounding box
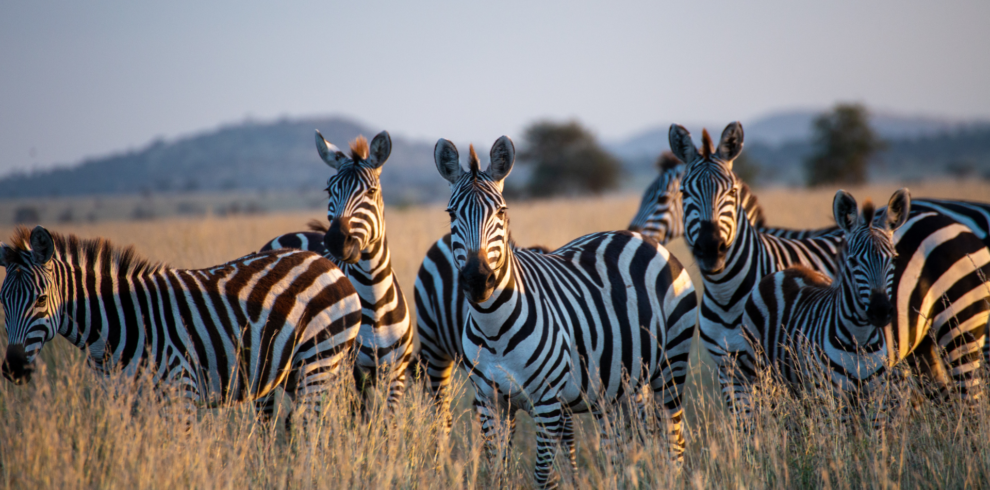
[3,121,990,488]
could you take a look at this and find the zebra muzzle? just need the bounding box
[325,217,362,263]
[1,344,35,385]
[866,290,894,328]
[460,253,496,304]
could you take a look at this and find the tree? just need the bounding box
[518,120,622,197]
[804,103,885,187]
[733,151,761,185]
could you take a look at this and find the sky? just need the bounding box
[1,0,988,174]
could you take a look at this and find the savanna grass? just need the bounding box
[3,182,990,488]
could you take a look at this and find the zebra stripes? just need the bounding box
[633,155,990,369]
[261,130,414,414]
[433,136,698,488]
[672,122,990,408]
[628,155,828,244]
[0,225,362,427]
[739,190,908,423]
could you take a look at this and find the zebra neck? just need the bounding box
[835,275,880,348]
[336,235,397,313]
[699,213,767,312]
[51,255,146,369]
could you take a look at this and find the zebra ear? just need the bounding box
[833,190,859,234]
[29,226,55,265]
[883,188,911,231]
[668,124,699,165]
[488,136,515,183]
[434,138,464,184]
[315,130,348,170]
[0,243,11,268]
[716,122,744,165]
[367,130,392,169]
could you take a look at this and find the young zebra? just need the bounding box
[740,190,909,422]
[433,136,698,488]
[0,226,362,427]
[672,122,990,410]
[261,130,413,414]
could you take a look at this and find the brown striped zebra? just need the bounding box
[1,226,362,429]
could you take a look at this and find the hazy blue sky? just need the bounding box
[1,1,988,174]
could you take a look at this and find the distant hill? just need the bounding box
[611,110,990,186]
[0,116,445,204]
[609,109,987,160]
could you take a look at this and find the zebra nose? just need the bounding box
[325,217,361,262]
[867,291,894,328]
[2,344,34,384]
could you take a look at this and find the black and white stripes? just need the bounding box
[262,130,414,413]
[739,190,908,422]
[0,225,362,427]
[432,136,698,488]
[672,122,990,408]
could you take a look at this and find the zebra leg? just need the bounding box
[651,368,686,465]
[718,352,757,427]
[474,395,514,468]
[593,407,623,467]
[384,348,414,415]
[530,400,564,489]
[427,355,457,436]
[293,348,350,434]
[352,362,375,419]
[561,412,578,474]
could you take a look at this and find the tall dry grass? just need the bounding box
[2,180,990,488]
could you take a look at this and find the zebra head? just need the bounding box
[671,122,745,274]
[627,151,685,244]
[434,136,515,304]
[833,189,910,329]
[0,226,62,384]
[316,130,392,263]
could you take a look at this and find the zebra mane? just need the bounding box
[657,151,682,171]
[787,264,832,287]
[861,200,876,227]
[307,219,329,233]
[349,135,369,161]
[468,144,480,174]
[7,226,165,275]
[700,129,714,159]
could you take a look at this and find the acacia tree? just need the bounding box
[804,103,885,186]
[518,120,622,197]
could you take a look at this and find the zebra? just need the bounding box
[261,130,414,414]
[432,136,698,488]
[632,154,990,368]
[739,189,908,423]
[671,121,990,410]
[0,225,362,429]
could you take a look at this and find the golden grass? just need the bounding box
[2,180,990,488]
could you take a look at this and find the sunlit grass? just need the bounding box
[2,181,990,488]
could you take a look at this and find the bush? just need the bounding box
[805,103,885,187]
[518,120,622,197]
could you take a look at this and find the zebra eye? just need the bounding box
[35,295,47,307]
[497,207,507,218]
[657,196,669,205]
[366,188,378,197]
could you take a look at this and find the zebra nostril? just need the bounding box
[718,242,728,253]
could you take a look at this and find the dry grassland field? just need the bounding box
[2,180,990,488]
